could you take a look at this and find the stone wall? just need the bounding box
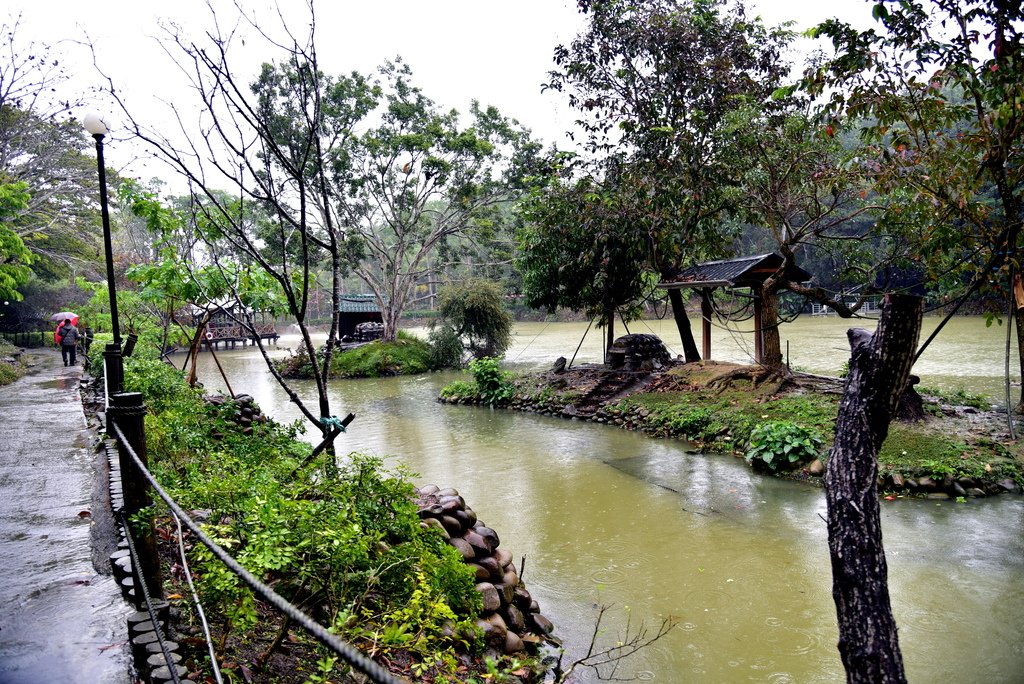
[414,485,555,655]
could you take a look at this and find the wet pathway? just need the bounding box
[0,350,132,684]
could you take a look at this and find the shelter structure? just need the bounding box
[194,303,279,349]
[338,294,384,340]
[658,253,811,364]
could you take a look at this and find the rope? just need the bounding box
[510,320,552,362]
[111,422,401,684]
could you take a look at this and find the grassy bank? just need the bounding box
[274,333,436,379]
[440,360,1024,495]
[0,338,30,385]
[114,354,546,682]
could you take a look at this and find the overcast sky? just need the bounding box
[5,0,876,183]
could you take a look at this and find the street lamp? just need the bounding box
[83,112,121,346]
[84,112,123,398]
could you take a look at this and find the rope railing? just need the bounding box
[108,418,403,684]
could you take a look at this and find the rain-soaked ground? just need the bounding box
[0,350,132,684]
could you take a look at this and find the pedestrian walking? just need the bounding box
[57,318,80,366]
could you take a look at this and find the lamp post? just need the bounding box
[84,113,123,398]
[83,113,121,345]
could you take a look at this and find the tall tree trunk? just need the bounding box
[667,287,701,362]
[825,293,921,684]
[759,281,783,367]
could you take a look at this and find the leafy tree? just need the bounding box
[429,278,513,365]
[0,181,32,301]
[517,167,654,357]
[545,0,793,360]
[726,105,890,366]
[806,0,1024,404]
[335,60,541,341]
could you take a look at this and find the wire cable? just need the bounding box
[173,512,224,684]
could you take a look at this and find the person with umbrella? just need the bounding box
[52,313,80,366]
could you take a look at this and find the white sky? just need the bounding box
[5,0,877,184]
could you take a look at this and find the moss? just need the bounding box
[277,333,435,379]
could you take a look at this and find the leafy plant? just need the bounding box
[745,421,822,471]
[468,357,514,406]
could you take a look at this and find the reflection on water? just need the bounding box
[179,318,1024,682]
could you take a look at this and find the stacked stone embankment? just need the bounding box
[415,485,555,654]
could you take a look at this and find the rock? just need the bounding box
[491,582,515,606]
[437,487,460,497]
[475,618,506,646]
[420,517,448,538]
[504,605,527,632]
[997,479,1019,493]
[917,476,937,491]
[474,525,500,551]
[951,482,967,497]
[513,586,533,610]
[477,556,502,580]
[504,630,525,654]
[475,583,501,612]
[808,459,824,476]
[417,484,440,496]
[966,488,987,498]
[440,515,463,536]
[926,492,951,500]
[552,357,567,374]
[447,537,475,561]
[468,563,490,581]
[464,530,491,557]
[957,477,976,490]
[495,548,513,569]
[439,495,465,512]
[530,613,554,635]
[502,569,519,587]
[891,472,905,489]
[417,504,443,518]
[905,478,919,490]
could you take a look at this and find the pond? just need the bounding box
[177,315,1024,682]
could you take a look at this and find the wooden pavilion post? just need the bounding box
[753,291,764,364]
[701,288,713,361]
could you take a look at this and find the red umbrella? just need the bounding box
[50,311,80,326]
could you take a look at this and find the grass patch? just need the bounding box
[276,332,435,379]
[0,339,27,386]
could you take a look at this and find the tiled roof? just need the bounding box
[338,294,381,313]
[660,253,811,289]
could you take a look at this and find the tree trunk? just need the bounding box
[825,293,921,684]
[667,287,701,362]
[604,307,615,365]
[759,282,783,367]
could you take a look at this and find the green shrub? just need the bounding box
[468,357,514,405]
[427,325,465,370]
[745,421,823,471]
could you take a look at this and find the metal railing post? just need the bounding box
[109,391,164,604]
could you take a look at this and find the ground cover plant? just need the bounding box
[0,338,28,385]
[121,354,546,682]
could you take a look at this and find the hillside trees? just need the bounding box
[0,19,103,286]
[807,0,1024,404]
[537,0,792,360]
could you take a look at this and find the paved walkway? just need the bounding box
[0,350,132,684]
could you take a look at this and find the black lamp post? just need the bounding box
[83,113,121,345]
[84,113,124,396]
